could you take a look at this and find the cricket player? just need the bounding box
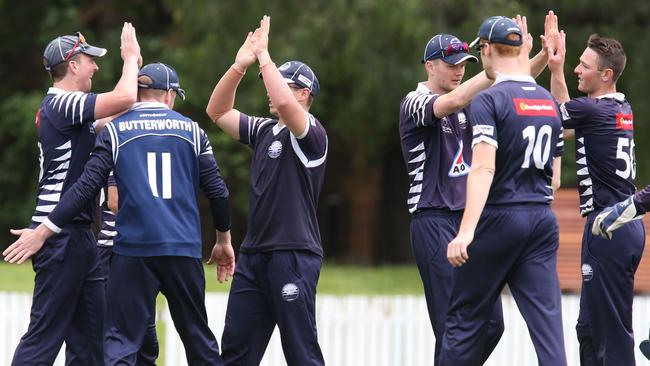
[547,26,644,365]
[398,33,505,365]
[441,16,566,366]
[2,24,140,365]
[206,16,327,365]
[4,62,235,366]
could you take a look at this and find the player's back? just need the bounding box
[470,76,563,205]
[106,102,204,258]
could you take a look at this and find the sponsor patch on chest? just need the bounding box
[615,113,633,130]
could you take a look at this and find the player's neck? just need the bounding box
[52,78,81,92]
[491,57,526,76]
[424,80,446,95]
[587,84,617,98]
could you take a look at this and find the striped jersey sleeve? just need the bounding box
[238,112,275,148]
[401,90,436,128]
[47,91,97,129]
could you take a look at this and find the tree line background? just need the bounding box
[1,0,649,263]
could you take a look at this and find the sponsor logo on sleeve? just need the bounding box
[513,98,558,117]
[615,113,633,130]
[473,124,494,136]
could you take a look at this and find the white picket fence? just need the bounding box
[2,292,650,365]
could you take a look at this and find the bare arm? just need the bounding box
[251,16,309,137]
[107,185,118,214]
[551,157,562,192]
[206,32,257,140]
[433,71,492,118]
[94,23,141,119]
[447,142,496,267]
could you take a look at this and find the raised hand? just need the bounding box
[250,15,270,57]
[514,14,533,58]
[120,22,141,64]
[546,30,566,73]
[234,32,257,70]
[541,11,560,57]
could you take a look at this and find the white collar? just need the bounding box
[416,82,433,94]
[130,102,170,110]
[494,73,536,85]
[48,87,71,95]
[595,92,625,101]
[272,123,286,135]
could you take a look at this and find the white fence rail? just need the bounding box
[2,292,650,365]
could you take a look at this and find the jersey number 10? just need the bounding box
[147,152,172,199]
[521,125,553,169]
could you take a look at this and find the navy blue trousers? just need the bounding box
[104,254,221,366]
[577,214,645,365]
[221,250,324,366]
[97,246,159,365]
[440,205,567,366]
[411,210,504,365]
[12,226,104,366]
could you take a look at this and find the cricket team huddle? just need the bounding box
[2,8,650,366]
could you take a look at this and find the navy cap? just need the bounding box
[43,32,107,71]
[470,16,523,48]
[138,62,186,100]
[422,34,478,65]
[260,60,320,96]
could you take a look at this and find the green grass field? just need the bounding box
[0,261,423,365]
[0,261,424,294]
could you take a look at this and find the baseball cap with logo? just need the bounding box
[469,16,523,49]
[138,62,186,100]
[260,60,320,96]
[43,32,107,71]
[422,34,478,65]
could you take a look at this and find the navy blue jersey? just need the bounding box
[47,102,229,258]
[30,88,98,228]
[238,112,327,256]
[399,83,472,213]
[560,93,637,216]
[97,172,116,247]
[470,76,563,205]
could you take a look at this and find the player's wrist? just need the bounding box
[257,51,272,66]
[231,63,247,75]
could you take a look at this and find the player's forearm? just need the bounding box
[435,71,492,118]
[529,49,548,78]
[206,66,245,122]
[551,157,562,192]
[550,69,570,103]
[458,165,494,236]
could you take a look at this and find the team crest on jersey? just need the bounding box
[457,112,468,130]
[615,113,633,130]
[281,283,300,302]
[513,98,557,117]
[581,263,594,282]
[448,141,470,177]
[440,117,453,134]
[268,140,283,158]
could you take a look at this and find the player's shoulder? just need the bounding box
[43,87,95,113]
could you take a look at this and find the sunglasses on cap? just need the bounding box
[64,32,86,62]
[441,42,470,58]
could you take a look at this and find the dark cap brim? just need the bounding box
[441,53,478,65]
[82,45,107,58]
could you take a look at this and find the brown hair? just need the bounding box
[490,34,521,57]
[48,54,81,82]
[587,34,626,82]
